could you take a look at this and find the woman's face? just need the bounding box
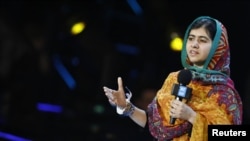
[186,27,212,68]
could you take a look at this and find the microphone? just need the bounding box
[170,69,193,124]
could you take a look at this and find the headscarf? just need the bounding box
[181,16,230,76]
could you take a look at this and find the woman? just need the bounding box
[103,16,243,141]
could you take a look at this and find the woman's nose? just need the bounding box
[191,41,198,48]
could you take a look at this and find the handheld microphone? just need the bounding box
[170,69,193,124]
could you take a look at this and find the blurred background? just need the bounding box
[0,0,249,140]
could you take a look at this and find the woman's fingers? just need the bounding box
[117,77,124,92]
[103,87,115,99]
[170,100,182,117]
[103,87,117,106]
[103,77,126,107]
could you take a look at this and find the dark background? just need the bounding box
[0,0,249,141]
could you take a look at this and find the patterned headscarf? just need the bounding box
[181,16,230,76]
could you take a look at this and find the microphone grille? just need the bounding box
[177,69,192,85]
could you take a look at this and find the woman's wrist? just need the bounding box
[116,100,135,116]
[188,111,197,124]
[116,86,135,116]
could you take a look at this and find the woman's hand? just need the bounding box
[103,77,127,108]
[170,99,197,124]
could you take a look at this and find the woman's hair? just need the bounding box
[189,18,216,40]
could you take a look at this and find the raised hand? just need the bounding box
[103,77,127,108]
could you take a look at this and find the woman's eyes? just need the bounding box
[188,37,207,43]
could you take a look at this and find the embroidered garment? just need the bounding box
[147,16,243,141]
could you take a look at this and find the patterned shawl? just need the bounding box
[147,16,243,141]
